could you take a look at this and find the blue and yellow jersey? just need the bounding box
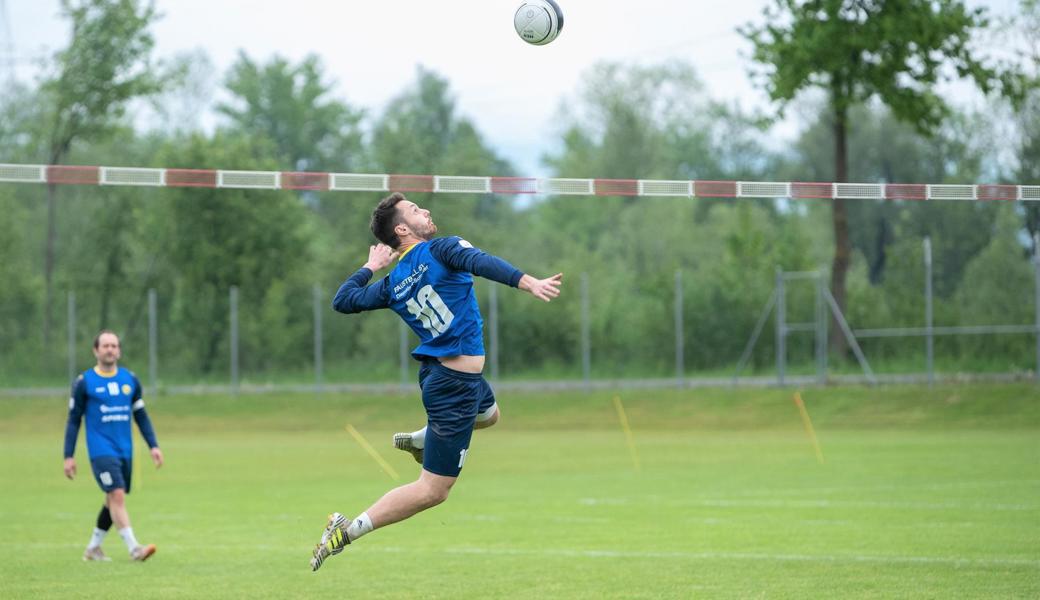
[63,366,158,459]
[332,236,523,360]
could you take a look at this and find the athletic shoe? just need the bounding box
[82,546,111,562]
[393,432,424,464]
[310,512,349,572]
[130,544,156,562]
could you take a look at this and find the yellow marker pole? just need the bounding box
[612,396,641,472]
[793,391,825,464]
[346,424,400,481]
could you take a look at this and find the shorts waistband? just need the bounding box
[421,358,484,380]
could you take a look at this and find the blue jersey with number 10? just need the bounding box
[332,237,524,360]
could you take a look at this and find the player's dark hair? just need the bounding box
[93,329,119,349]
[370,192,408,249]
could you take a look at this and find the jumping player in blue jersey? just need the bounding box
[310,192,563,571]
[64,330,163,562]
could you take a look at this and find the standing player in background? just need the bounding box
[64,330,163,562]
[310,192,563,571]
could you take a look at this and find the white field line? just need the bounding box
[579,497,1038,511]
[713,479,1040,500]
[15,542,1039,568]
[431,546,1040,568]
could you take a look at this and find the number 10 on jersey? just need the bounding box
[405,285,454,338]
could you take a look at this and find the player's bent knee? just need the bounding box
[418,471,456,507]
[476,403,499,427]
[107,488,126,506]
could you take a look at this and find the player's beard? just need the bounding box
[416,219,437,240]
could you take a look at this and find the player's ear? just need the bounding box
[394,222,410,238]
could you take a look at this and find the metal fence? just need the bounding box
[10,233,1040,396]
[734,235,1040,386]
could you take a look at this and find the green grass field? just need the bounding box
[1,384,1038,598]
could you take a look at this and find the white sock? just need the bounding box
[346,512,374,542]
[119,527,139,552]
[87,528,107,550]
[411,427,427,450]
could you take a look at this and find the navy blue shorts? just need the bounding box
[418,360,496,477]
[90,456,132,494]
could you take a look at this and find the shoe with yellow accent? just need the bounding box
[393,432,423,464]
[310,512,349,572]
[82,546,111,562]
[130,544,156,562]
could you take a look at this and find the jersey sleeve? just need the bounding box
[130,375,159,449]
[332,268,392,314]
[63,375,87,458]
[428,237,524,287]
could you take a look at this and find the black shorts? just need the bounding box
[90,456,132,494]
[418,360,496,477]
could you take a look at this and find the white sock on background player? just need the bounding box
[87,528,107,550]
[119,527,139,552]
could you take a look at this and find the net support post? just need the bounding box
[924,237,934,386]
[230,286,239,395]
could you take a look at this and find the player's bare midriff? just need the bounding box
[439,354,485,373]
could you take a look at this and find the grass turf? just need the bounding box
[1,384,1038,598]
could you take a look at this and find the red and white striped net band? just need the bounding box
[1,163,1037,202]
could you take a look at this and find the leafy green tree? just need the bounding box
[0,190,42,379]
[217,52,364,172]
[1013,0,1040,238]
[38,0,163,344]
[370,66,514,234]
[743,0,1032,355]
[152,133,312,374]
[542,61,773,250]
[953,206,1034,365]
[785,102,996,293]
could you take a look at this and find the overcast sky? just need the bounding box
[2,0,1023,177]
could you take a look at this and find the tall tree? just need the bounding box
[154,133,312,374]
[1013,0,1040,240]
[39,0,162,344]
[217,52,364,172]
[786,101,994,290]
[743,0,1031,354]
[371,66,513,232]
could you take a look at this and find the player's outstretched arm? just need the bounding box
[518,273,563,302]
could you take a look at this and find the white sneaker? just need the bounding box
[83,546,111,562]
[393,432,424,464]
[130,544,156,562]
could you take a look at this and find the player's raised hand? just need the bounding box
[363,244,399,272]
[519,273,563,302]
[63,457,76,480]
[151,447,164,469]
